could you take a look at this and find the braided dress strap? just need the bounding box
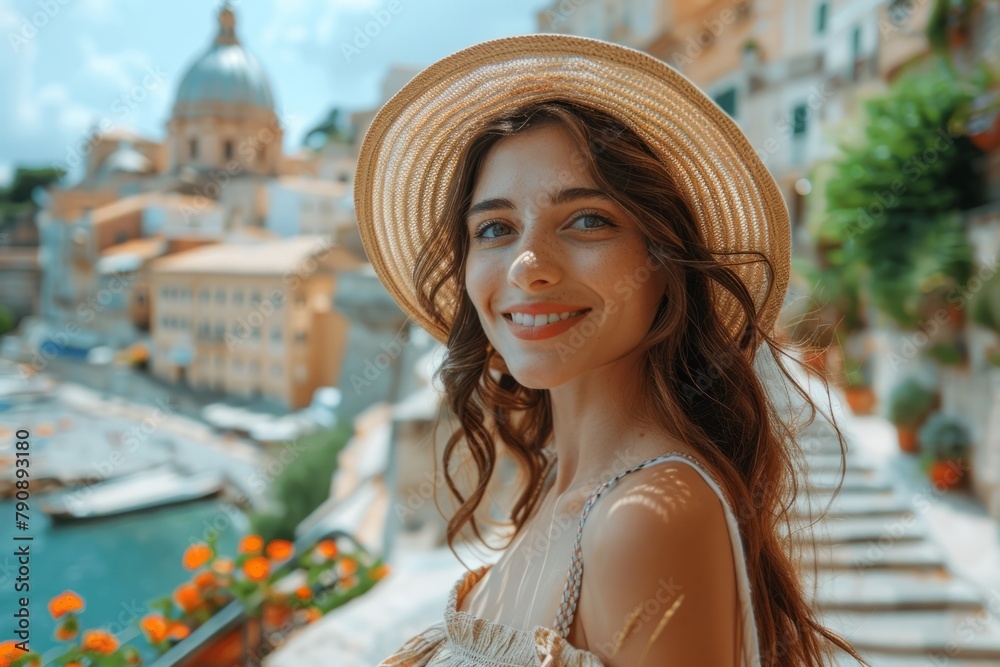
[550,450,722,639]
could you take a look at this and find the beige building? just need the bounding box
[148,235,364,409]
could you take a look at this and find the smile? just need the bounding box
[502,309,591,341]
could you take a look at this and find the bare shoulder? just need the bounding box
[578,461,740,667]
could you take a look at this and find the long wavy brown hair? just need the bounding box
[412,99,869,667]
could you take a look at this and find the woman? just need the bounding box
[355,34,868,667]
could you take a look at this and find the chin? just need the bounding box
[504,360,577,390]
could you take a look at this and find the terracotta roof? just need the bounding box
[100,235,168,260]
[149,234,364,275]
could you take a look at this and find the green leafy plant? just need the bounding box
[926,340,965,365]
[886,377,937,428]
[970,271,1000,333]
[248,422,352,542]
[825,56,988,330]
[843,352,871,387]
[918,411,972,462]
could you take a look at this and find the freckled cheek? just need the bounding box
[464,258,501,318]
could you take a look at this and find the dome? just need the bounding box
[171,3,275,119]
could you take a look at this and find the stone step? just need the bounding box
[824,607,1000,660]
[803,540,948,572]
[793,492,914,519]
[806,469,894,493]
[802,454,877,474]
[808,570,984,612]
[791,515,928,544]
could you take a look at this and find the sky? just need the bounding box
[0,0,552,186]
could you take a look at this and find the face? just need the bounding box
[464,122,668,389]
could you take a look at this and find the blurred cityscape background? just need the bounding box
[1,0,1000,665]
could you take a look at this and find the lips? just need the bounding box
[503,309,591,341]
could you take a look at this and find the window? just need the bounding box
[792,104,808,136]
[115,231,128,244]
[850,25,862,81]
[713,87,737,119]
[294,331,308,345]
[189,138,198,160]
[233,290,244,305]
[250,291,261,305]
[200,289,209,302]
[215,289,225,303]
[271,327,282,342]
[224,140,234,161]
[816,2,828,34]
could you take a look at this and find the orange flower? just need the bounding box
[193,571,217,590]
[341,575,358,590]
[315,540,337,560]
[48,591,84,619]
[238,534,264,554]
[339,557,358,577]
[183,543,213,570]
[211,558,234,575]
[55,624,78,641]
[243,556,270,582]
[304,607,322,624]
[265,539,294,561]
[371,564,391,581]
[1,640,21,666]
[140,614,169,643]
[82,629,119,654]
[295,585,312,601]
[173,582,203,613]
[167,622,190,641]
[66,663,83,667]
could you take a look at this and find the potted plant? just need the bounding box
[926,340,967,368]
[918,411,973,491]
[159,532,390,667]
[886,377,938,453]
[842,351,877,414]
[4,590,144,667]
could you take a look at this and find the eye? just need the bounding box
[472,220,511,241]
[569,210,615,232]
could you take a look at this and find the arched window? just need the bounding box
[189,138,198,160]
[224,140,234,161]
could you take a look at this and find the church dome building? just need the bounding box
[167,2,282,176]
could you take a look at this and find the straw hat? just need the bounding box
[354,33,790,350]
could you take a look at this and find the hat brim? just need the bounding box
[354,33,790,349]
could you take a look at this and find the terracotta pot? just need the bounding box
[844,385,877,415]
[897,425,920,454]
[802,348,827,373]
[970,113,1000,153]
[946,302,965,330]
[186,618,261,667]
[929,459,968,491]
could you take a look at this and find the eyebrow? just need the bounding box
[466,187,614,219]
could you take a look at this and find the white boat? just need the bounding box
[40,463,227,523]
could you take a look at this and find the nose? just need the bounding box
[507,231,562,290]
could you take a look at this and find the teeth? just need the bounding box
[510,310,587,326]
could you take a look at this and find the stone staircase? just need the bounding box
[794,418,1000,666]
